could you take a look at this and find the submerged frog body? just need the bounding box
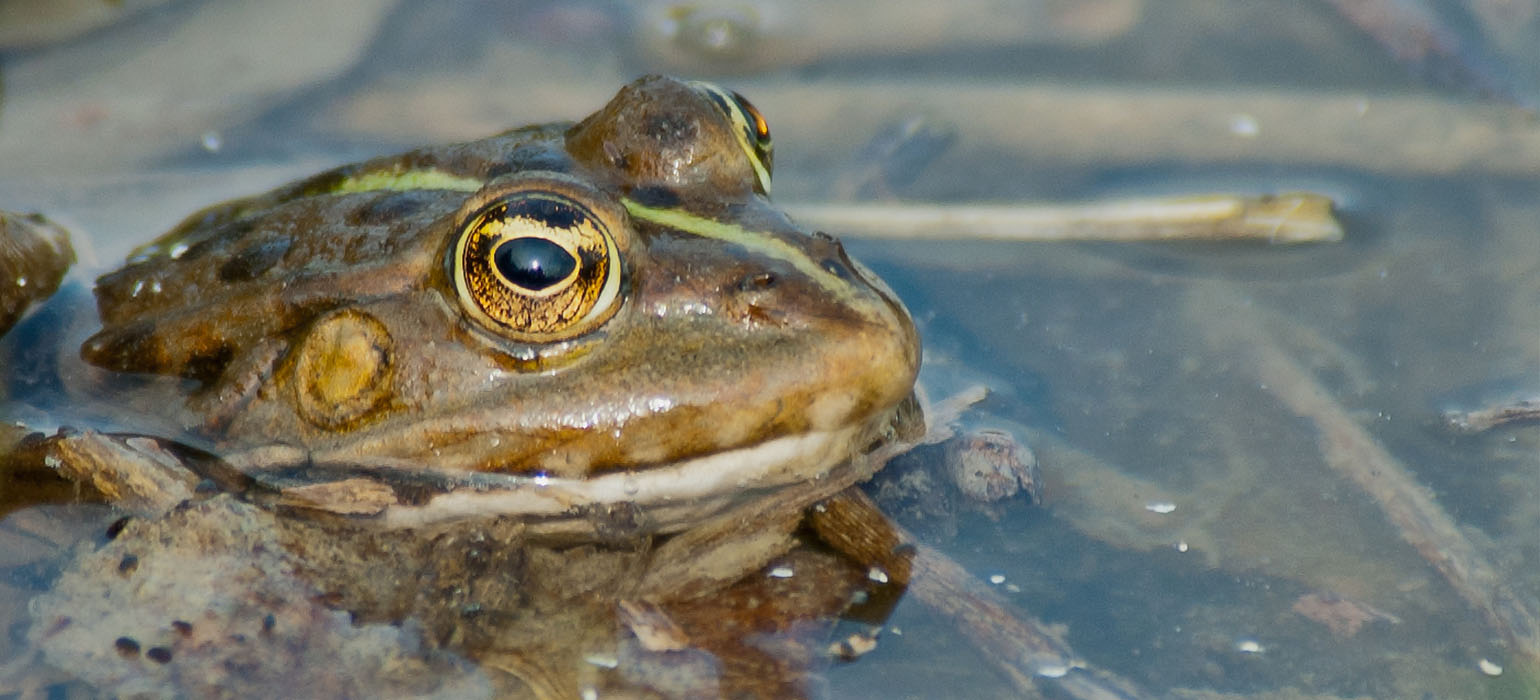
[8,76,923,697]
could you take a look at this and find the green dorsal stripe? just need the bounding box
[622,198,853,302]
[331,169,483,194]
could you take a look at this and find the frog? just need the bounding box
[0,75,930,698]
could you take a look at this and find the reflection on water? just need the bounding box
[2,1,1538,698]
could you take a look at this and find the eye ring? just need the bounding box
[451,174,627,343]
[690,81,774,195]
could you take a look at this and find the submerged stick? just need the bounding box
[812,489,1149,700]
[811,388,1151,699]
[1207,296,1540,664]
[786,193,1342,243]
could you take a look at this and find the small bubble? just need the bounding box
[1478,658,1503,676]
[988,574,1006,585]
[867,567,889,584]
[1145,501,1176,514]
[1036,663,1069,678]
[1229,114,1259,137]
[200,130,223,152]
[769,566,794,579]
[170,242,191,259]
[15,276,26,287]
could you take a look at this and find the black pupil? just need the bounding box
[493,237,577,290]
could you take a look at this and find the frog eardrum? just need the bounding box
[451,175,627,342]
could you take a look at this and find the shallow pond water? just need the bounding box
[1,1,1537,698]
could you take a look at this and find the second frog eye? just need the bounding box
[452,189,624,343]
[691,81,774,195]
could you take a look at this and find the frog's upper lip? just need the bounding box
[228,409,904,541]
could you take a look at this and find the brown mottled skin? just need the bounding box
[0,212,74,336]
[78,76,919,479]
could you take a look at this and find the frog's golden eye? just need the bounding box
[691,81,774,195]
[453,189,623,342]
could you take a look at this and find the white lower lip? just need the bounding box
[371,424,868,537]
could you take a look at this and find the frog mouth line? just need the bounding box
[372,424,873,538]
[225,408,902,541]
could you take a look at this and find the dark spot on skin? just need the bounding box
[813,231,836,242]
[179,343,235,382]
[146,646,173,664]
[738,272,777,291]
[114,637,140,657]
[626,186,682,209]
[171,620,193,637]
[185,219,256,262]
[117,554,139,575]
[262,614,276,634]
[346,190,434,226]
[218,236,293,281]
[104,516,132,540]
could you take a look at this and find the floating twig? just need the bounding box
[786,193,1342,243]
[1442,396,1540,433]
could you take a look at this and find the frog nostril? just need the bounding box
[819,258,850,280]
[739,272,777,291]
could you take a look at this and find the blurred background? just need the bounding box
[1,1,1538,697]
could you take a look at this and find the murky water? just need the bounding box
[1,1,1537,698]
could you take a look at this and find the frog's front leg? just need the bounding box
[6,429,203,518]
